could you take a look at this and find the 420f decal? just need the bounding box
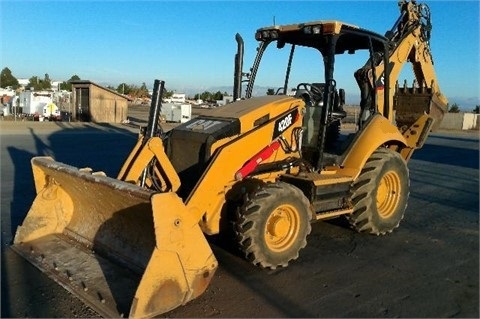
[272,109,299,139]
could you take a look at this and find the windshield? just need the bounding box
[250,40,372,106]
[253,44,322,94]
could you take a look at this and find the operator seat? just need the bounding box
[297,83,324,148]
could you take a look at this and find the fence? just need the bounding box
[439,113,479,130]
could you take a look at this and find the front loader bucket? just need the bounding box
[12,156,217,318]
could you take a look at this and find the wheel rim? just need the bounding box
[376,170,402,218]
[264,204,300,252]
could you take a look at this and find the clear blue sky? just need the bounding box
[1,1,479,108]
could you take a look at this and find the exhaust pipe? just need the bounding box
[145,79,165,139]
[233,33,244,101]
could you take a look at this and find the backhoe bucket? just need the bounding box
[394,87,447,131]
[12,156,217,318]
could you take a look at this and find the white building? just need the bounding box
[164,93,186,104]
[18,91,54,115]
[161,103,192,123]
[17,78,29,87]
[0,87,16,97]
[216,95,234,106]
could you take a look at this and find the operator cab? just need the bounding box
[234,20,390,169]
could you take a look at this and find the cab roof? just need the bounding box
[255,20,388,54]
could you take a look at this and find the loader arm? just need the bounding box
[118,135,181,192]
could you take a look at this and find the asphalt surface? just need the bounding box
[1,118,478,318]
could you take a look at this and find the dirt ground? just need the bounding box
[1,106,478,318]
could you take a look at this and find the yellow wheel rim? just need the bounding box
[264,204,300,252]
[376,170,402,218]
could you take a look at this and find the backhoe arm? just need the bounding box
[385,0,447,105]
[357,1,447,138]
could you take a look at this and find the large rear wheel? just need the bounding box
[348,148,410,235]
[235,182,312,269]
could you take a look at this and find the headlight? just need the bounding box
[303,26,312,34]
[303,24,322,35]
[255,29,279,41]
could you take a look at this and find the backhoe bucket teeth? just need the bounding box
[12,156,217,318]
[394,87,447,131]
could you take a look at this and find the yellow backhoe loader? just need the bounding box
[12,1,447,318]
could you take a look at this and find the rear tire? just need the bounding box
[235,182,312,269]
[347,148,409,235]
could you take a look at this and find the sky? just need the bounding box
[1,0,479,108]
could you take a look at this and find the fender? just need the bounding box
[341,115,407,179]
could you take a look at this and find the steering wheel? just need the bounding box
[296,83,323,105]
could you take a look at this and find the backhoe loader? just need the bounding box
[12,1,447,318]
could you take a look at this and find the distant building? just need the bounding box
[0,87,16,107]
[216,95,234,106]
[164,93,186,104]
[161,103,192,123]
[71,80,131,123]
[17,79,29,87]
[16,78,62,92]
[18,91,54,115]
[0,87,15,97]
[51,81,62,92]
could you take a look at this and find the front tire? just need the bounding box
[348,148,409,235]
[235,182,312,269]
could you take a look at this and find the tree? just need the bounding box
[27,76,41,90]
[43,73,52,89]
[27,74,52,90]
[60,75,81,91]
[448,103,460,113]
[194,91,216,102]
[0,67,19,88]
[136,82,149,98]
[163,90,174,99]
[266,88,275,95]
[213,91,224,101]
[116,83,129,95]
[473,105,479,114]
[115,83,150,98]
